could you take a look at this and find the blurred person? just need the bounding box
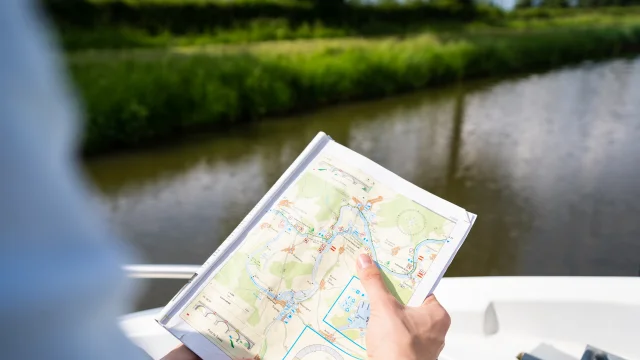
[1,0,153,358]
[0,1,449,359]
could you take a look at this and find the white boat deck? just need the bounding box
[435,277,640,359]
[120,276,640,360]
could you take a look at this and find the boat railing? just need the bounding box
[124,264,640,280]
[123,264,200,279]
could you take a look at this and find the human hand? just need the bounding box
[160,345,201,360]
[357,254,451,360]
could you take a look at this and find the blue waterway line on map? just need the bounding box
[244,204,445,359]
[247,206,447,324]
[274,205,446,282]
[382,238,447,279]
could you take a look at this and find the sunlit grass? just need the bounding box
[59,7,640,50]
[86,0,303,4]
[68,24,640,153]
[59,4,640,152]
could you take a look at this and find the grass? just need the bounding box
[56,6,640,50]
[60,19,350,50]
[67,21,640,153]
[48,0,488,50]
[54,2,640,153]
[83,0,302,4]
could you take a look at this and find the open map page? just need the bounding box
[177,152,462,360]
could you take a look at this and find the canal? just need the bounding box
[85,57,640,310]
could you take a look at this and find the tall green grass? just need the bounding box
[69,25,640,153]
[55,5,640,50]
[48,0,489,50]
[60,19,351,50]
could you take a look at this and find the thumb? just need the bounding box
[356,254,395,309]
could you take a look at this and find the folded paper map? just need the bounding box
[157,132,476,360]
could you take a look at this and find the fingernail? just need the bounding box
[358,254,373,269]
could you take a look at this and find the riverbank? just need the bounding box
[55,4,639,50]
[50,0,486,50]
[86,57,640,312]
[67,19,640,153]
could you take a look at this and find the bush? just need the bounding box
[48,0,487,50]
[68,25,640,153]
[46,0,477,34]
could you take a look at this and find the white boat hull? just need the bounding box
[120,277,640,360]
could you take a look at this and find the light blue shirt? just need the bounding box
[0,1,146,358]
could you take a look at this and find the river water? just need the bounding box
[85,57,640,310]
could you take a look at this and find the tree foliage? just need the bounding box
[517,0,640,7]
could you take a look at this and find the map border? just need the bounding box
[321,141,475,307]
[281,326,363,360]
[321,276,366,351]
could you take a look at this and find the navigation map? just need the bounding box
[180,156,456,359]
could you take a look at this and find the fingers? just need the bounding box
[420,295,451,330]
[421,294,440,307]
[356,254,395,309]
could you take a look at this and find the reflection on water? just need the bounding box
[86,57,640,310]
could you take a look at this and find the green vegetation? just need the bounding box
[47,1,640,50]
[329,311,353,329]
[59,19,349,50]
[212,251,260,315]
[48,0,490,50]
[295,172,344,222]
[378,197,450,239]
[268,261,314,288]
[517,0,640,8]
[69,22,640,153]
[47,1,640,153]
[57,7,640,50]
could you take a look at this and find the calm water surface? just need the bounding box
[85,58,640,310]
